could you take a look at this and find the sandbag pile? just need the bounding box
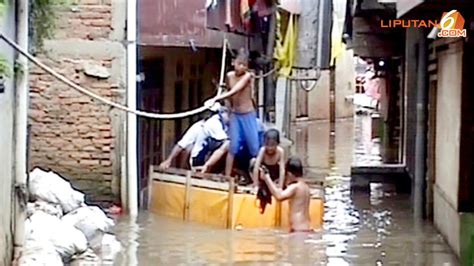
[19,168,122,266]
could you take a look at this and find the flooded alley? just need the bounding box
[113,118,458,265]
[2,0,473,264]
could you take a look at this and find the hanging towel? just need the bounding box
[206,0,218,9]
[241,0,256,31]
[274,12,298,77]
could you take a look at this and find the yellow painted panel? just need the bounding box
[151,181,185,219]
[188,187,228,227]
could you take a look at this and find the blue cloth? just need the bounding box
[229,111,261,156]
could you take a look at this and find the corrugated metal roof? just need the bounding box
[139,0,249,49]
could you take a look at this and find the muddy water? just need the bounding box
[113,118,458,265]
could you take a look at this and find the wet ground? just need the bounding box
[112,117,459,265]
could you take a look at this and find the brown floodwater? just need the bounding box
[111,118,459,265]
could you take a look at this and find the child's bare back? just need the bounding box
[287,180,311,232]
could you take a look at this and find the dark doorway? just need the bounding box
[138,58,164,206]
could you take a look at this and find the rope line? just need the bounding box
[0,33,229,120]
[254,66,277,79]
[1,32,310,119]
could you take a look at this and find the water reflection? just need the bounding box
[353,113,383,166]
[111,119,458,265]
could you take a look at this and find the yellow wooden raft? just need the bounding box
[148,167,325,229]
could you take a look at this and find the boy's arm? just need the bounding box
[202,141,229,173]
[159,145,184,169]
[214,72,252,101]
[278,148,285,188]
[253,148,265,186]
[262,173,296,201]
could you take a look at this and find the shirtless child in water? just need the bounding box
[253,129,285,187]
[205,48,260,177]
[260,156,311,232]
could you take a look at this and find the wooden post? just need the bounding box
[227,177,235,229]
[146,165,154,210]
[275,202,282,227]
[183,171,192,221]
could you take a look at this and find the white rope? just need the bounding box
[0,33,229,120]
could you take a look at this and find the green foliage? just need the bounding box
[0,0,5,17]
[31,0,68,49]
[14,60,24,79]
[0,55,12,78]
[0,0,68,77]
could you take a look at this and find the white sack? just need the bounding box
[27,200,63,218]
[18,239,63,266]
[62,206,115,249]
[26,211,88,261]
[29,168,84,213]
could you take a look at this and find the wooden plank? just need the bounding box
[154,172,231,191]
[147,164,154,209]
[153,166,325,184]
[183,171,192,220]
[275,202,282,227]
[151,165,325,199]
[153,166,233,182]
[227,177,235,229]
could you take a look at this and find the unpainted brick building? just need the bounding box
[28,0,127,203]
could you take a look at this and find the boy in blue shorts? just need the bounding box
[205,48,261,180]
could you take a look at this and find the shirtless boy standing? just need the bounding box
[260,156,312,232]
[205,48,260,177]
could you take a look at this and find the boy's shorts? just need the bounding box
[229,111,261,157]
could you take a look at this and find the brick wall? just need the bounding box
[28,0,126,203]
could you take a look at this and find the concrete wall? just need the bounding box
[403,28,420,179]
[290,70,330,122]
[433,40,463,256]
[0,1,16,264]
[435,42,462,210]
[335,48,355,119]
[28,0,127,203]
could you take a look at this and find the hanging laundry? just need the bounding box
[254,0,273,17]
[254,0,273,35]
[274,12,298,77]
[206,0,218,9]
[207,0,246,34]
[241,0,256,31]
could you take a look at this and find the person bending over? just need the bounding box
[190,106,230,172]
[159,103,222,169]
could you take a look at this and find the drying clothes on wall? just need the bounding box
[331,0,347,66]
[364,71,383,101]
[274,11,298,77]
[241,0,256,31]
[206,0,218,9]
[254,0,273,17]
[207,0,274,34]
[207,0,246,34]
